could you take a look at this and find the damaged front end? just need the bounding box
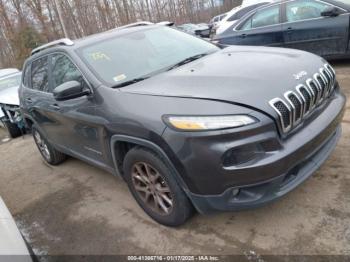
[0,72,25,138]
[0,103,25,138]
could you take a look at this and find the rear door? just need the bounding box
[282,0,349,56]
[226,4,284,47]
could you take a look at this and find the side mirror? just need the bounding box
[321,6,341,17]
[53,81,90,101]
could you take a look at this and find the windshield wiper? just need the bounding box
[113,77,150,88]
[167,53,209,71]
[112,53,210,87]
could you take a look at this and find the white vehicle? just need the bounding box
[0,197,33,261]
[0,68,19,78]
[209,13,227,30]
[215,0,273,35]
[0,70,24,138]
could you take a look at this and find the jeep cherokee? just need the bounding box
[19,24,346,226]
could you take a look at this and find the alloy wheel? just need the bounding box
[34,131,51,162]
[131,162,173,216]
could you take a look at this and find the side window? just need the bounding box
[240,5,280,30]
[51,54,86,91]
[228,4,262,22]
[220,14,226,20]
[286,0,332,22]
[31,57,49,92]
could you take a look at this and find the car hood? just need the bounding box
[0,86,20,106]
[0,68,19,78]
[121,46,327,116]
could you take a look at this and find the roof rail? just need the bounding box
[117,21,153,30]
[157,21,175,26]
[112,21,174,31]
[31,38,74,56]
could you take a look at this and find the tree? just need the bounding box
[0,0,242,68]
[12,26,44,68]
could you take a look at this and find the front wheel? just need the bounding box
[32,125,67,165]
[123,147,194,227]
[1,119,23,138]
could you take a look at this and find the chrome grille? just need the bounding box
[320,68,331,97]
[269,98,292,133]
[269,64,336,134]
[306,79,320,106]
[284,91,303,125]
[324,64,336,95]
[315,73,327,101]
[297,85,312,115]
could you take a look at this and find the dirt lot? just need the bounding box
[0,61,350,258]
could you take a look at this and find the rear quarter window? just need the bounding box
[228,3,269,22]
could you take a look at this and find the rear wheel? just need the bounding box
[32,125,66,165]
[123,147,194,227]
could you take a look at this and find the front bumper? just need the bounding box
[162,90,346,213]
[189,125,341,213]
[0,104,24,127]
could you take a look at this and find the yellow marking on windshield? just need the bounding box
[89,52,111,61]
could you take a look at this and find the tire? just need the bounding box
[123,147,194,227]
[32,125,67,165]
[2,119,23,138]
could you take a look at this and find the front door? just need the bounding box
[282,0,349,56]
[48,53,105,163]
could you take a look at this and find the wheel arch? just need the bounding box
[110,135,190,194]
[24,117,34,130]
[23,116,50,143]
[22,112,36,130]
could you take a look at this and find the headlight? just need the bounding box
[164,115,257,131]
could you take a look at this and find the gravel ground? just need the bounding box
[0,61,349,258]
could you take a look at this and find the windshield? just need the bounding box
[0,74,21,92]
[78,27,219,87]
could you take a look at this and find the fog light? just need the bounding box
[232,188,240,197]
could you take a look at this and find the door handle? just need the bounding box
[50,104,60,111]
[286,27,293,33]
[241,34,247,38]
[25,98,33,103]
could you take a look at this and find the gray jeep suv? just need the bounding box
[19,24,346,226]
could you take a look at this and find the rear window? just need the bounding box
[228,3,269,21]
